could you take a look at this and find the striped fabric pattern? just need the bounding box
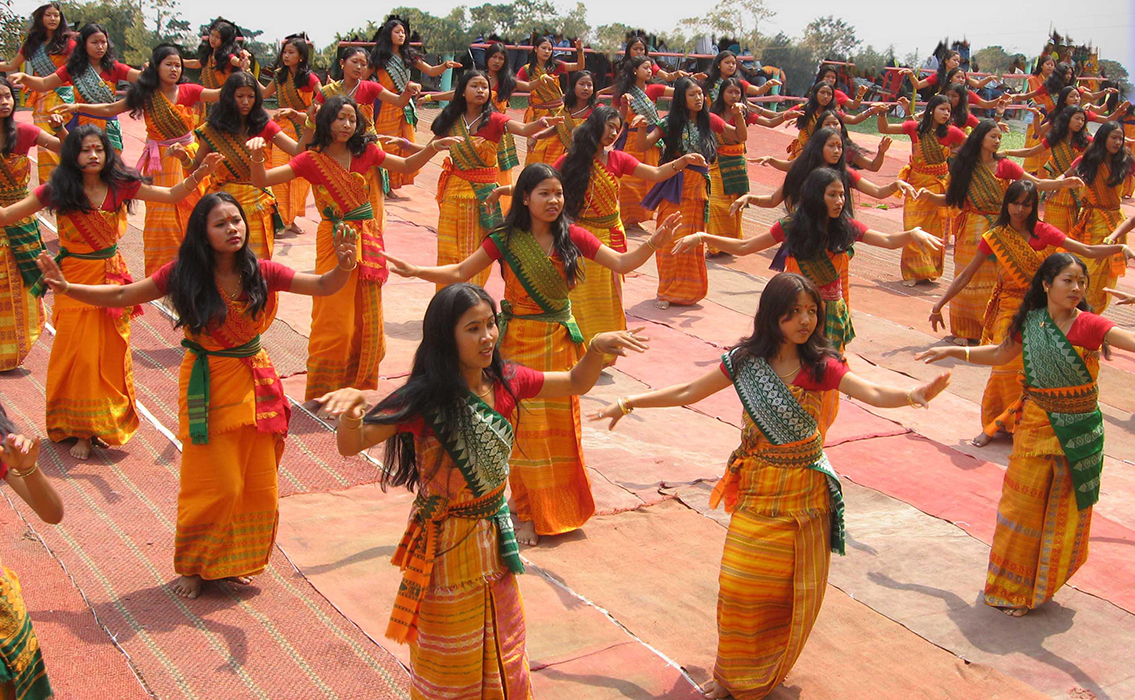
[654,173,709,304]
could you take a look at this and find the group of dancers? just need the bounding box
[0,4,1133,699]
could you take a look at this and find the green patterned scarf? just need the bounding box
[70,64,123,150]
[181,335,263,444]
[488,228,582,344]
[1021,309,1105,510]
[28,43,74,103]
[723,349,846,555]
[628,85,664,151]
[386,54,418,127]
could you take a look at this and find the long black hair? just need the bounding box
[933,49,960,91]
[702,50,736,91]
[919,93,952,138]
[526,34,562,76]
[1008,253,1106,358]
[1031,54,1055,77]
[46,125,145,215]
[945,120,1003,207]
[562,105,619,218]
[483,42,516,102]
[785,167,859,260]
[333,46,368,81]
[782,127,850,212]
[710,76,743,116]
[662,77,716,165]
[364,283,519,492]
[563,70,597,111]
[992,179,1039,232]
[431,70,494,137]
[23,2,71,57]
[814,64,839,88]
[942,84,971,129]
[308,95,377,156]
[499,163,583,286]
[369,15,421,70]
[273,34,313,90]
[207,71,269,136]
[616,55,651,100]
[730,271,841,382]
[197,18,240,69]
[1075,121,1133,187]
[0,78,18,158]
[816,109,868,168]
[796,82,835,131]
[941,67,967,94]
[65,23,116,81]
[166,192,267,334]
[1045,105,1091,151]
[124,44,185,119]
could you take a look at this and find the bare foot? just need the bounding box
[223,576,252,585]
[287,223,304,235]
[70,437,93,460]
[702,680,732,699]
[901,279,918,287]
[514,519,539,546]
[654,299,670,310]
[970,431,994,447]
[1000,606,1028,617]
[172,575,204,599]
[951,336,975,347]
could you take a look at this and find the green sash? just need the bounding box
[1045,140,1081,209]
[29,243,117,297]
[70,66,123,150]
[386,54,418,127]
[181,335,262,444]
[1021,309,1105,510]
[627,85,664,151]
[421,393,524,575]
[723,350,846,555]
[450,118,505,231]
[717,151,750,195]
[28,43,74,103]
[488,229,583,344]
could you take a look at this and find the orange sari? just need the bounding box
[195,124,282,260]
[1068,162,1126,312]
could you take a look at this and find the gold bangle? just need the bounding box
[340,414,363,429]
[617,397,634,415]
[644,238,659,251]
[906,389,917,407]
[8,463,38,479]
[250,155,266,164]
[964,346,971,362]
[304,118,316,130]
[339,260,358,271]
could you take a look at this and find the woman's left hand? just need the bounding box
[590,327,650,358]
[1062,176,1085,189]
[1104,287,1135,305]
[34,250,68,295]
[683,153,708,169]
[444,60,462,70]
[670,232,703,255]
[0,434,40,473]
[895,180,917,200]
[539,116,565,128]
[910,226,944,251]
[199,151,225,175]
[333,222,358,270]
[588,401,630,431]
[878,135,892,154]
[273,108,303,122]
[430,136,460,152]
[649,211,682,249]
[909,372,951,408]
[46,112,66,131]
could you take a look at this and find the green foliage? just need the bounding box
[760,32,813,95]
[849,44,896,77]
[802,15,860,61]
[973,45,1013,74]
[1098,59,1131,97]
[0,0,26,60]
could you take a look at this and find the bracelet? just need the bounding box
[964,346,971,362]
[906,389,917,407]
[644,238,659,251]
[339,259,358,272]
[8,463,38,479]
[671,160,680,171]
[304,117,316,130]
[339,414,363,429]
[423,94,433,103]
[617,397,634,415]
[250,155,266,164]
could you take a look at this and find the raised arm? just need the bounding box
[250,150,295,188]
[855,136,892,172]
[415,58,462,78]
[135,153,223,203]
[0,433,64,524]
[381,136,459,174]
[34,119,65,154]
[182,58,202,70]
[854,174,915,200]
[1105,215,1135,244]
[903,68,932,90]
[844,84,867,111]
[34,250,163,307]
[875,110,908,135]
[382,247,494,287]
[589,365,732,430]
[1060,238,1134,263]
[842,103,885,125]
[282,225,357,296]
[1102,325,1135,354]
[724,103,748,141]
[376,83,421,108]
[269,130,306,157]
[536,329,650,399]
[1003,141,1049,158]
[560,39,585,73]
[750,155,793,172]
[319,388,399,455]
[838,369,950,408]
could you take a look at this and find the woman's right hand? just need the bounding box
[588,401,630,431]
[909,372,951,408]
[928,307,946,332]
[914,346,956,364]
[728,195,753,216]
[167,143,189,161]
[379,251,420,278]
[0,434,40,474]
[1104,287,1135,306]
[49,103,80,116]
[34,251,68,295]
[670,232,703,255]
[316,388,368,420]
[749,155,772,167]
[245,136,267,152]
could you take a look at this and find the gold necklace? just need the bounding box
[776,362,802,380]
[474,382,494,398]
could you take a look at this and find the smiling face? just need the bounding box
[86,31,108,61]
[601,116,622,147]
[158,53,182,85]
[1047,262,1087,312]
[77,134,105,173]
[780,290,819,346]
[465,75,490,106]
[523,177,564,224]
[206,200,246,253]
[340,52,367,81]
[331,104,357,142]
[822,134,843,165]
[823,178,845,217]
[456,299,499,371]
[0,85,13,119]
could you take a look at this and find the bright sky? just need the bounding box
[19,0,1135,78]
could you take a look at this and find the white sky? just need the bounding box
[19,0,1135,78]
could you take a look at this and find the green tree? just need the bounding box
[468,3,517,38]
[60,0,142,60]
[1098,59,1131,97]
[0,0,26,60]
[801,15,859,61]
[760,31,813,95]
[679,0,773,58]
[973,45,1012,74]
[592,22,637,53]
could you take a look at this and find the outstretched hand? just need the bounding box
[671,232,703,255]
[1104,287,1135,305]
[380,251,419,278]
[590,327,650,358]
[34,251,67,295]
[649,212,682,249]
[0,433,40,473]
[914,347,955,364]
[316,388,368,421]
[909,372,951,408]
[910,226,944,251]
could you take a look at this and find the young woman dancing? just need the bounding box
[0,125,221,459]
[701,50,780,104]
[368,15,461,192]
[184,18,250,120]
[525,69,597,166]
[614,55,674,227]
[515,34,585,132]
[929,182,1131,446]
[592,271,949,699]
[380,162,680,545]
[251,95,456,405]
[751,110,889,174]
[10,23,141,152]
[319,283,648,698]
[53,44,224,274]
[1003,105,1092,234]
[34,191,354,600]
[0,77,64,371]
[786,82,881,159]
[919,253,1135,617]
[0,2,73,184]
[916,120,1082,344]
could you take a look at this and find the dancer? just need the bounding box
[181,71,306,261]
[814,64,866,111]
[0,403,64,700]
[380,162,681,545]
[1003,105,1091,234]
[786,82,880,159]
[636,77,744,308]
[0,77,65,371]
[368,15,461,192]
[1067,121,1133,312]
[0,2,74,184]
[876,95,967,285]
[919,252,1135,616]
[614,55,674,227]
[515,34,584,130]
[705,77,795,254]
[617,33,688,82]
[0,125,221,459]
[319,283,649,698]
[915,120,1082,344]
[929,182,1131,446]
[10,23,141,152]
[34,191,354,599]
[732,127,915,215]
[901,50,994,93]
[592,271,949,699]
[525,69,597,166]
[316,46,419,137]
[752,110,889,173]
[260,34,321,235]
[250,95,457,404]
[184,17,249,116]
[701,50,780,104]
[52,44,223,274]
[427,70,559,289]
[552,105,706,360]
[682,168,941,353]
